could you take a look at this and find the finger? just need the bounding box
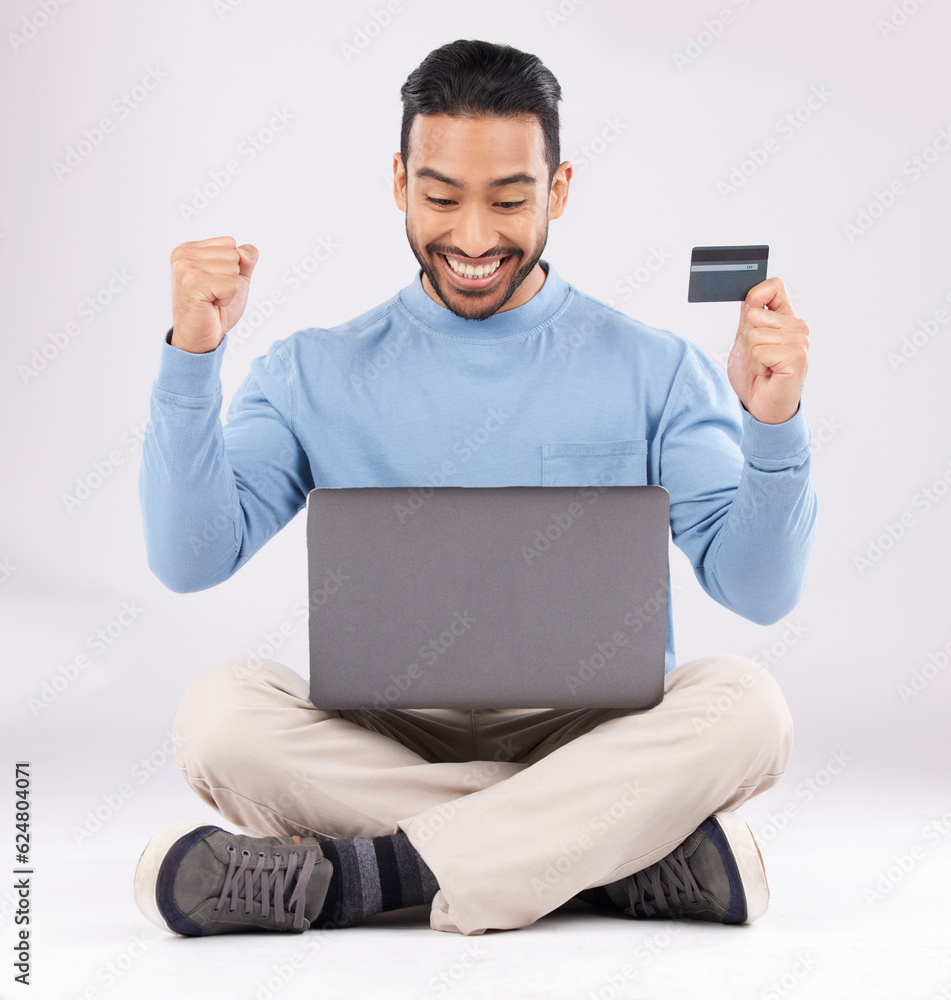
[742,315,810,350]
[170,236,237,263]
[740,302,783,329]
[180,236,238,251]
[171,250,242,286]
[177,268,240,306]
[170,255,240,287]
[749,342,808,376]
[237,243,259,279]
[745,277,796,316]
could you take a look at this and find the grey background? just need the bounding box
[2,1,949,997]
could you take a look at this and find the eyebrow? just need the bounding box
[414,167,537,189]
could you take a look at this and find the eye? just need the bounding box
[426,196,455,207]
[497,200,526,209]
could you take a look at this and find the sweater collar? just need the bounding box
[398,260,570,342]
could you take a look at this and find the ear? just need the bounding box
[393,153,407,212]
[548,161,572,221]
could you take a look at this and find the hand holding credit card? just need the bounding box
[688,245,769,302]
[682,243,809,423]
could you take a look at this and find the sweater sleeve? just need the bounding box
[138,332,314,593]
[657,344,817,625]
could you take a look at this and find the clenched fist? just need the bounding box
[169,236,259,354]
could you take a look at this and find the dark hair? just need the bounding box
[400,39,562,185]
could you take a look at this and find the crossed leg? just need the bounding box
[171,654,792,935]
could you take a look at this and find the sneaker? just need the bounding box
[134,820,334,936]
[609,811,769,924]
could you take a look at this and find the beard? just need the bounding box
[405,219,548,322]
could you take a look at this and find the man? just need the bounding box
[135,39,815,938]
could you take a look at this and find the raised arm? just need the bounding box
[660,277,817,625]
[139,238,313,592]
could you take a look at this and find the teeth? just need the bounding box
[446,256,502,279]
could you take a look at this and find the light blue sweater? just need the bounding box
[140,262,817,673]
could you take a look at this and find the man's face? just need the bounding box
[394,114,570,321]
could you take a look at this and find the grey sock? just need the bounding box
[315,832,438,928]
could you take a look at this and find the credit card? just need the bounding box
[688,245,769,302]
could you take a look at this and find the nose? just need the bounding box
[451,202,500,259]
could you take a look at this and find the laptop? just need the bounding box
[306,485,669,711]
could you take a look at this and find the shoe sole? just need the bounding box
[711,811,770,923]
[133,819,210,934]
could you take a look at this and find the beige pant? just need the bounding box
[172,654,792,935]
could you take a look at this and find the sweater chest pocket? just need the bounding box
[541,439,648,487]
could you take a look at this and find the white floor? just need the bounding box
[12,775,951,1000]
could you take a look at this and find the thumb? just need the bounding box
[237,243,259,280]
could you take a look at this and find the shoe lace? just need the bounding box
[625,844,702,917]
[213,845,319,930]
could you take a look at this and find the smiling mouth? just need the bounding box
[439,253,510,289]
